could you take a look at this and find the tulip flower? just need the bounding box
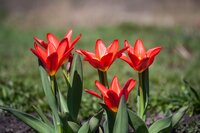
[85,76,136,112]
[120,39,161,72]
[31,30,81,76]
[34,30,81,52]
[76,39,127,72]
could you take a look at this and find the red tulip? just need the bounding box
[76,39,127,72]
[85,76,136,112]
[31,31,81,76]
[120,39,161,72]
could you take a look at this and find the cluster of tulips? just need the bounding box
[0,29,187,133]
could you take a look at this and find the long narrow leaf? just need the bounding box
[128,109,149,133]
[0,106,54,133]
[78,121,90,133]
[113,96,128,133]
[67,55,83,120]
[39,66,60,124]
[172,106,188,127]
[89,110,103,132]
[33,106,52,126]
[149,116,172,133]
[58,89,69,113]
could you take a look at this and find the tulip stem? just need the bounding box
[98,70,109,87]
[137,68,149,120]
[50,75,60,112]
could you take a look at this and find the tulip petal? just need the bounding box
[121,79,136,100]
[134,39,146,58]
[107,40,119,54]
[124,40,134,54]
[100,53,113,70]
[30,48,47,67]
[76,49,97,59]
[110,76,121,96]
[57,38,68,60]
[95,80,108,97]
[34,42,47,60]
[146,47,161,58]
[47,33,59,49]
[47,43,56,56]
[34,37,48,48]
[85,89,102,99]
[70,34,82,48]
[119,53,134,68]
[104,90,120,112]
[46,52,58,76]
[135,58,149,72]
[95,39,107,59]
[64,29,72,43]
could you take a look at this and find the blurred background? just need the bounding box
[0,0,200,132]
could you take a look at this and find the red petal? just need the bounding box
[104,90,120,112]
[95,39,107,59]
[47,43,56,56]
[119,53,134,68]
[64,29,72,43]
[107,40,119,54]
[57,38,68,60]
[146,47,161,58]
[46,52,58,76]
[95,80,108,97]
[127,52,140,67]
[121,79,136,100]
[124,40,134,54]
[85,89,102,99]
[34,42,47,60]
[135,58,149,72]
[100,53,113,71]
[34,37,48,49]
[76,49,97,59]
[70,34,82,48]
[110,76,121,95]
[134,39,146,58]
[47,33,59,49]
[30,48,47,67]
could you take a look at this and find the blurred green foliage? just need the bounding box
[0,22,200,120]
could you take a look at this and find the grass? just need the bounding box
[0,22,200,120]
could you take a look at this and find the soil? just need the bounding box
[0,112,199,133]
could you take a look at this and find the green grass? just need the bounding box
[0,22,200,118]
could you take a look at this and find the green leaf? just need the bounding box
[39,66,60,124]
[137,68,149,120]
[89,110,103,132]
[67,54,83,120]
[0,106,54,133]
[149,116,172,133]
[101,104,116,133]
[113,96,128,133]
[172,106,188,127]
[58,89,69,113]
[128,109,149,133]
[33,106,52,126]
[68,121,81,132]
[78,121,90,133]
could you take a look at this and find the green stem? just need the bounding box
[137,68,149,120]
[98,70,109,87]
[62,65,70,82]
[50,75,60,112]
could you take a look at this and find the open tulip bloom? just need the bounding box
[31,30,81,76]
[76,39,127,72]
[120,39,161,73]
[85,76,136,112]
